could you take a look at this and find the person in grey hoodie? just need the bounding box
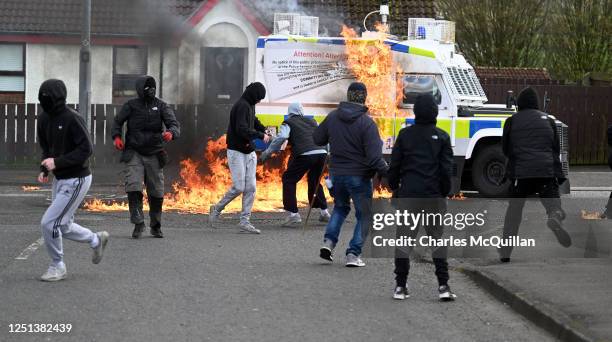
[260,102,330,226]
[313,82,388,267]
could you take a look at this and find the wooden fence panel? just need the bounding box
[482,82,612,164]
[24,104,38,164]
[5,104,17,165]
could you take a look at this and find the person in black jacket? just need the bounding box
[388,94,456,301]
[500,87,571,262]
[313,82,388,267]
[111,75,180,239]
[37,79,109,282]
[260,102,329,226]
[208,82,271,234]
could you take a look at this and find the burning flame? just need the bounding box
[581,210,602,220]
[340,24,404,121]
[85,135,392,214]
[85,136,315,214]
[449,192,466,201]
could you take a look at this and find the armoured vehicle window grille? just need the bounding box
[445,67,487,98]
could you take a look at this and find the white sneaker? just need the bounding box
[345,253,366,267]
[239,222,261,234]
[393,286,410,300]
[92,231,109,264]
[282,214,302,227]
[319,211,331,222]
[40,264,67,282]
[209,205,220,227]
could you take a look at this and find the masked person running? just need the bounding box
[314,82,388,267]
[208,82,272,234]
[500,87,571,262]
[37,79,109,282]
[260,102,330,227]
[388,94,456,301]
[111,76,180,239]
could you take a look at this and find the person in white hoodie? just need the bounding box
[261,102,330,226]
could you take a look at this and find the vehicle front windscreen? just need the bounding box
[402,75,442,105]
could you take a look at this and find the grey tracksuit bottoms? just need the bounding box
[214,149,257,224]
[41,175,96,265]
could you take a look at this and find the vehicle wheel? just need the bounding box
[471,144,511,197]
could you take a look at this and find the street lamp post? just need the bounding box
[78,0,92,131]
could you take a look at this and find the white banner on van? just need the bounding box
[263,41,352,101]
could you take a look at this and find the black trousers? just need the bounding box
[501,178,563,258]
[282,154,328,213]
[394,199,449,287]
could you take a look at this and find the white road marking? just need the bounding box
[15,237,44,260]
[571,187,612,191]
[0,193,47,197]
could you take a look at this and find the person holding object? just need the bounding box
[387,94,456,301]
[37,79,109,282]
[208,82,272,234]
[500,87,571,262]
[313,82,388,267]
[111,76,180,239]
[260,102,330,227]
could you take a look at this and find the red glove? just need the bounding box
[162,131,173,142]
[114,137,124,151]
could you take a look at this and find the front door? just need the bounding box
[202,47,246,105]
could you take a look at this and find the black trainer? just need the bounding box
[438,285,457,301]
[546,212,571,247]
[132,223,145,239]
[150,225,164,238]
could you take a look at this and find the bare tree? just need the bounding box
[437,0,549,68]
[545,0,611,81]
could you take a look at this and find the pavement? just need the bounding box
[0,166,610,341]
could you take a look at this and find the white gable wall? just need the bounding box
[178,0,261,104]
[26,44,113,104]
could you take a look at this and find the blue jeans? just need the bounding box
[323,175,373,256]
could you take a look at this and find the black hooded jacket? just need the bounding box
[388,96,453,197]
[226,82,267,154]
[313,101,388,177]
[111,76,180,158]
[502,87,562,179]
[37,79,92,179]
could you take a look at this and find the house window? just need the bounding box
[0,44,25,93]
[113,46,147,98]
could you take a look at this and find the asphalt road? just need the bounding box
[0,168,609,341]
[0,188,554,342]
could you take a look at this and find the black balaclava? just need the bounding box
[347,82,367,104]
[38,79,67,114]
[413,94,438,125]
[136,76,157,101]
[242,82,266,105]
[516,87,540,111]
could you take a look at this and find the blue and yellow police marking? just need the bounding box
[256,114,507,141]
[257,37,435,58]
